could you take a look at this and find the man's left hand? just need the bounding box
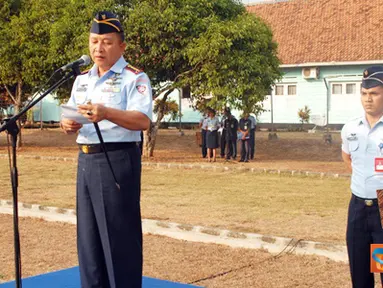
[77,103,108,123]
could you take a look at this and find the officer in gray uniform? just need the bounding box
[248,114,256,159]
[341,66,383,288]
[60,11,152,288]
[220,110,227,158]
[223,107,238,160]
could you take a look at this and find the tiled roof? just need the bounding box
[247,0,383,64]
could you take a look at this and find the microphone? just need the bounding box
[60,55,91,71]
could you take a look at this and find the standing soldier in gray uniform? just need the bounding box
[60,11,152,288]
[238,112,251,162]
[341,66,383,288]
[223,107,238,160]
[220,108,227,158]
[248,113,256,160]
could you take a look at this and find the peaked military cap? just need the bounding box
[362,66,383,89]
[91,11,124,36]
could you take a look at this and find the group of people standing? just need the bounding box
[199,107,256,162]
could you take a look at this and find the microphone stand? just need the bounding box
[93,122,120,190]
[0,66,81,288]
[86,101,120,190]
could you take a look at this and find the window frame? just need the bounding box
[331,82,361,96]
[273,83,297,96]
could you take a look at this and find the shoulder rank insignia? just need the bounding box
[125,64,143,75]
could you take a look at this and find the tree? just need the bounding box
[0,0,56,145]
[123,0,281,156]
[0,0,118,145]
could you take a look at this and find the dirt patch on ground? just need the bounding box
[0,214,358,287]
[0,128,347,174]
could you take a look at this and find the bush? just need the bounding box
[298,106,311,131]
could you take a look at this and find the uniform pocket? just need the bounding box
[348,141,359,152]
[75,93,87,105]
[102,93,122,107]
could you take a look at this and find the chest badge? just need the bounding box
[347,133,358,141]
[76,84,88,92]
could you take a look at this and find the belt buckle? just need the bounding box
[365,200,374,207]
[81,145,89,154]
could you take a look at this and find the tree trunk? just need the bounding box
[143,90,172,157]
[143,108,165,157]
[143,123,157,157]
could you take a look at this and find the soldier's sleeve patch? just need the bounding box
[136,84,147,94]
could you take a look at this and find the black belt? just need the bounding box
[78,142,136,154]
[353,194,378,207]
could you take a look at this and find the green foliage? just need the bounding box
[124,0,281,114]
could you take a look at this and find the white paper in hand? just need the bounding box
[61,105,91,125]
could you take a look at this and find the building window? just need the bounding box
[287,85,297,95]
[274,83,297,96]
[332,84,342,95]
[275,85,284,96]
[331,82,360,95]
[346,83,356,94]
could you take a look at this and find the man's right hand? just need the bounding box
[60,118,83,135]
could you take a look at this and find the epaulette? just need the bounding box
[125,64,143,75]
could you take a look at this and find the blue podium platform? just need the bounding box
[0,267,200,288]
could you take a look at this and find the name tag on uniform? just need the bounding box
[375,158,383,172]
[101,87,121,93]
[76,87,87,92]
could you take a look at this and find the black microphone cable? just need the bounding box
[187,238,304,285]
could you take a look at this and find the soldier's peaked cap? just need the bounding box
[90,11,123,35]
[362,66,383,89]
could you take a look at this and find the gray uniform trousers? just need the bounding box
[77,145,142,288]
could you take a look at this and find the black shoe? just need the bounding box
[239,159,244,162]
[244,160,249,163]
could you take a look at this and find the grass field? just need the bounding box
[0,128,348,174]
[0,158,351,243]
